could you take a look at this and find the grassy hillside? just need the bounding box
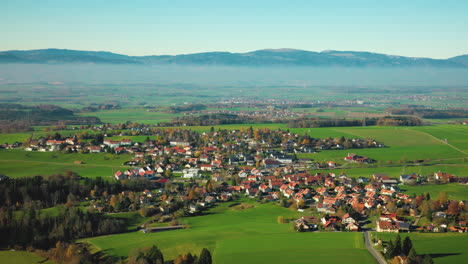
[83,202,376,263]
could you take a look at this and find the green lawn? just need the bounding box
[0,251,52,264]
[83,202,376,263]
[372,233,468,264]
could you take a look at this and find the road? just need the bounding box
[363,231,387,264]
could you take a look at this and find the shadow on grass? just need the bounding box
[429,253,461,259]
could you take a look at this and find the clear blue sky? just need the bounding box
[1,0,467,58]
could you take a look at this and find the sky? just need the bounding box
[1,0,468,59]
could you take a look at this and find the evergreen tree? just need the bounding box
[385,240,395,259]
[146,245,164,264]
[402,236,413,256]
[394,234,402,256]
[198,248,212,264]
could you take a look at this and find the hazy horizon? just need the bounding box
[1,64,468,87]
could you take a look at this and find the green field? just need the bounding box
[83,202,376,263]
[0,251,52,264]
[0,150,131,178]
[371,232,468,264]
[410,125,468,153]
[77,108,182,124]
[401,183,468,201]
[0,128,99,145]
[0,124,466,179]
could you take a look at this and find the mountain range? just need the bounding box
[1,48,467,67]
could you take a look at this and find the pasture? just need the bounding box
[371,232,468,264]
[0,150,130,178]
[0,250,52,264]
[76,108,182,124]
[400,183,468,201]
[83,202,376,263]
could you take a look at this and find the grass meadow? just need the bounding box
[0,250,52,264]
[83,201,376,263]
[371,232,468,264]
[0,150,131,178]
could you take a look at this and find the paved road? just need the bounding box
[363,231,387,264]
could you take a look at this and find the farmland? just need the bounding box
[0,250,52,264]
[0,124,466,179]
[83,201,376,263]
[0,150,130,178]
[372,232,468,264]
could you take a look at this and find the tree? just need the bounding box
[198,248,212,264]
[407,247,419,264]
[437,192,448,204]
[394,234,402,256]
[402,236,413,256]
[277,216,284,224]
[146,245,164,264]
[385,240,395,259]
[422,254,434,264]
[447,200,461,216]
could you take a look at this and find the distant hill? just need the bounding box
[0,48,466,67]
[448,55,468,67]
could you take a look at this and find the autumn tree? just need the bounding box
[447,200,461,216]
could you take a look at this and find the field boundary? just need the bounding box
[407,128,467,155]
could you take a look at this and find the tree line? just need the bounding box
[388,108,468,119]
[0,173,153,211]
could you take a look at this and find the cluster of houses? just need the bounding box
[3,126,466,234]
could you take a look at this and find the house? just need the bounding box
[342,213,357,224]
[316,203,336,214]
[170,141,190,147]
[277,155,293,164]
[189,204,199,213]
[199,164,213,171]
[400,173,420,185]
[120,138,133,146]
[376,220,399,233]
[103,139,120,149]
[434,172,455,182]
[114,171,126,180]
[345,222,359,231]
[264,159,280,168]
[246,188,259,197]
[373,173,389,182]
[183,168,200,178]
[295,216,318,231]
[87,146,102,153]
[259,184,272,193]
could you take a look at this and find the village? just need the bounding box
[4,125,465,237]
